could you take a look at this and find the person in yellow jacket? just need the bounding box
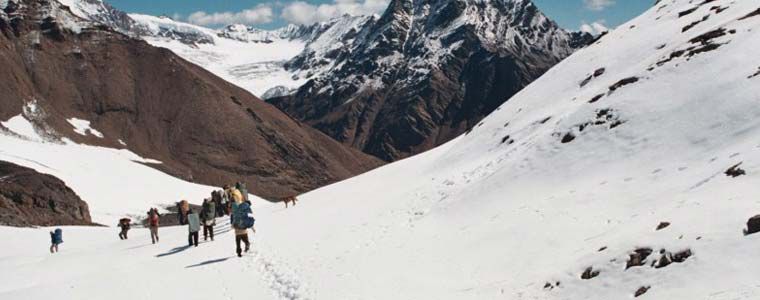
[230,189,252,257]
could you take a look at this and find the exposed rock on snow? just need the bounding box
[580,266,600,280]
[656,221,671,231]
[0,160,94,227]
[634,286,651,297]
[745,215,760,235]
[725,163,746,177]
[626,248,654,269]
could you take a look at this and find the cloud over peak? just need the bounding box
[584,0,615,11]
[187,5,274,26]
[281,0,389,25]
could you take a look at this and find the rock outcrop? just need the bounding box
[0,160,94,227]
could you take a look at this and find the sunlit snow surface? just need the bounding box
[1,0,760,299]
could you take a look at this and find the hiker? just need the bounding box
[216,190,226,217]
[201,197,216,241]
[231,189,255,257]
[179,200,190,225]
[223,185,234,216]
[187,208,201,247]
[147,208,161,244]
[236,182,249,202]
[118,218,131,240]
[49,228,63,253]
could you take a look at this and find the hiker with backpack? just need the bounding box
[178,200,190,225]
[147,208,161,244]
[231,189,255,257]
[187,208,201,247]
[118,218,131,240]
[201,197,216,241]
[49,228,63,253]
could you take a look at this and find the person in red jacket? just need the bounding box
[147,208,161,244]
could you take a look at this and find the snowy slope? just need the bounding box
[3,0,760,299]
[262,0,760,298]
[0,113,218,225]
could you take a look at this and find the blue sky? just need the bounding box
[107,0,650,32]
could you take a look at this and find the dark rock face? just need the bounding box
[0,0,383,200]
[270,0,593,161]
[0,161,94,227]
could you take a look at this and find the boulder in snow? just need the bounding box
[744,215,760,235]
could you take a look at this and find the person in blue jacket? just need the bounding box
[187,208,201,247]
[50,228,63,253]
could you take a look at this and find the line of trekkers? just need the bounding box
[115,182,257,257]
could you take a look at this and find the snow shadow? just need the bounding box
[185,257,231,268]
[155,245,192,257]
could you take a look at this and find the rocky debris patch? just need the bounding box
[654,248,693,268]
[656,222,671,231]
[679,7,699,18]
[0,160,95,227]
[543,281,561,290]
[749,67,760,79]
[651,27,734,70]
[710,5,728,14]
[683,15,710,32]
[500,135,515,145]
[560,132,576,144]
[608,77,640,95]
[580,68,606,87]
[635,286,651,297]
[580,266,600,280]
[738,8,760,20]
[626,248,654,269]
[556,109,625,144]
[588,93,605,104]
[744,215,760,235]
[725,163,746,177]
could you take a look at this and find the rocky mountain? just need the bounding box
[0,0,382,200]
[270,0,593,161]
[0,160,94,227]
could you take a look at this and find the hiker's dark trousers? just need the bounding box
[150,226,159,244]
[203,225,214,241]
[235,234,250,256]
[188,231,199,247]
[119,229,128,240]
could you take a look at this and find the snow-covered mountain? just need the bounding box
[0,0,382,201]
[270,0,594,161]
[2,0,760,299]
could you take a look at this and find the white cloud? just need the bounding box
[580,20,609,35]
[584,0,615,11]
[187,5,274,26]
[281,0,389,25]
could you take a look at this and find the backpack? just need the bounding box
[52,228,63,244]
[232,202,255,229]
[149,213,159,227]
[188,213,201,233]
